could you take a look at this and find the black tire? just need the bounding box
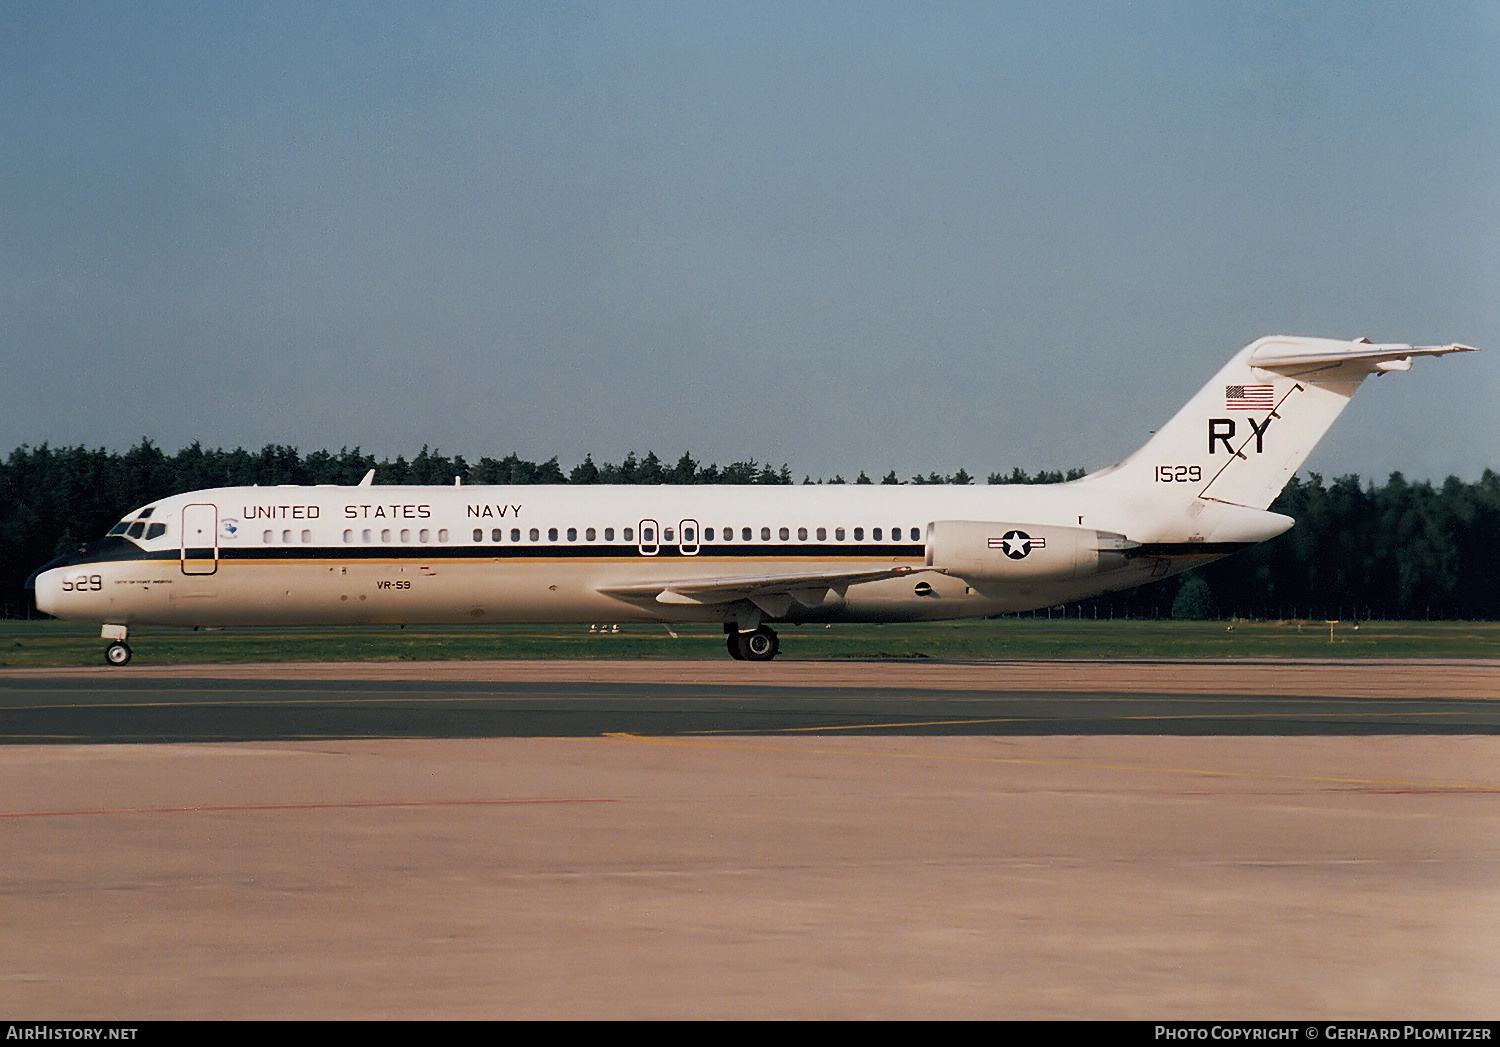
[726,633,745,660]
[105,642,132,667]
[741,628,779,661]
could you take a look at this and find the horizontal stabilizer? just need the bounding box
[1248,339,1478,375]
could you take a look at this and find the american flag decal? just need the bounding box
[1226,384,1275,410]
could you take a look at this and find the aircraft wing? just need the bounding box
[597,565,926,618]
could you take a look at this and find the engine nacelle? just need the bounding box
[925,520,1137,582]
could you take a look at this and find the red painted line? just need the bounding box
[0,797,620,819]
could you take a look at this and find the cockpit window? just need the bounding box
[108,506,163,541]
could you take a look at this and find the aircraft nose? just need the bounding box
[32,567,63,617]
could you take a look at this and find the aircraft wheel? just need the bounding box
[726,633,746,660]
[739,627,779,662]
[105,642,132,667]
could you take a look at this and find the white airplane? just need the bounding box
[30,336,1475,664]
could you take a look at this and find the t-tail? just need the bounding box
[1078,336,1477,542]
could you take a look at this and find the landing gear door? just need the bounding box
[181,503,219,575]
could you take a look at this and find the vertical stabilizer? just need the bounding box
[1084,337,1476,512]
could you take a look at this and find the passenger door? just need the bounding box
[180,503,219,575]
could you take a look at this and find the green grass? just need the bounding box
[1,617,1497,667]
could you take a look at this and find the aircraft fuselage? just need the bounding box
[33,482,1214,632]
[29,337,1477,661]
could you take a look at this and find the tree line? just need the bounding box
[2,440,1495,620]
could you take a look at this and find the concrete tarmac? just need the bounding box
[1,659,1497,1019]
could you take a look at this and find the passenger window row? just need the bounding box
[469,527,629,543]
[465,526,923,544]
[341,528,450,544]
[268,529,315,543]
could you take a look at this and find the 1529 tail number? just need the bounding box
[1155,465,1202,483]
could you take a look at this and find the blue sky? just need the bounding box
[3,1,1496,482]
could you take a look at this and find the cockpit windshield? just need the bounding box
[108,509,166,541]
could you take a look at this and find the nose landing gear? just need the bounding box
[102,624,131,667]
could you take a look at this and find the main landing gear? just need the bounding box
[726,625,780,661]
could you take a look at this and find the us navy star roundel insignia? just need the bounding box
[988,530,1047,559]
